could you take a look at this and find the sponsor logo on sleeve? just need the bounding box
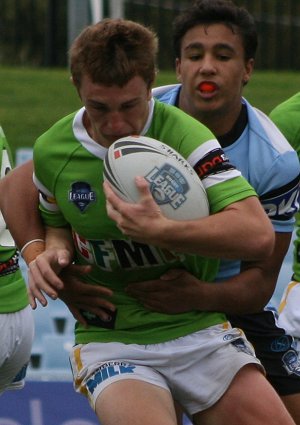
[193,148,235,179]
[260,175,300,221]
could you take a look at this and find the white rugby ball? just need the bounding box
[103,135,209,220]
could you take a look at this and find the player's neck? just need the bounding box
[217,103,248,148]
[194,103,243,138]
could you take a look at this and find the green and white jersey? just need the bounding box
[270,93,300,281]
[270,92,300,158]
[0,126,28,312]
[34,99,257,345]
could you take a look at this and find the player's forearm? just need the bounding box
[195,269,274,314]
[104,180,274,261]
[193,232,290,314]
[45,226,74,257]
[23,227,74,268]
[158,197,274,261]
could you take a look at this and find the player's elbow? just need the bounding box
[235,197,275,260]
[250,222,275,260]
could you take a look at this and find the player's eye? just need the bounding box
[215,48,234,61]
[121,101,140,111]
[217,54,231,61]
[92,105,108,112]
[122,104,135,110]
[188,53,203,61]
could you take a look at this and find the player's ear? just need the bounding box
[147,86,152,101]
[175,58,182,83]
[243,58,255,86]
[70,75,82,99]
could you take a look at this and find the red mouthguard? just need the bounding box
[199,82,216,92]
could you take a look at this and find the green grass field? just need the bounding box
[1,66,300,159]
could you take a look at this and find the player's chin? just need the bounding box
[196,95,220,109]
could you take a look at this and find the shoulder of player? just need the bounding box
[153,98,215,139]
[33,110,80,191]
[34,110,78,153]
[270,96,300,150]
[152,84,180,104]
[244,101,297,157]
[243,102,300,197]
[270,91,300,118]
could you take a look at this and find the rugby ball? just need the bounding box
[103,135,209,220]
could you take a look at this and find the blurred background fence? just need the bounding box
[1,0,300,70]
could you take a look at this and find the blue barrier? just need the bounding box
[0,381,192,425]
[0,381,97,425]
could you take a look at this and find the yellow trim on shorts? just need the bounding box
[73,346,88,397]
[278,280,298,313]
[222,321,231,330]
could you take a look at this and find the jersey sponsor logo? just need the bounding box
[73,232,183,270]
[86,362,136,394]
[260,175,300,221]
[231,338,254,356]
[145,164,189,209]
[69,181,96,212]
[0,252,19,276]
[79,308,117,329]
[193,148,235,179]
[282,350,300,376]
[223,333,236,341]
[270,335,292,352]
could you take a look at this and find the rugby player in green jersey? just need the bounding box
[0,126,34,394]
[270,93,300,409]
[15,17,297,425]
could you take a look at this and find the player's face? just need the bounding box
[77,75,152,148]
[176,23,254,134]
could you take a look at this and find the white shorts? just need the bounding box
[278,280,300,338]
[0,305,34,394]
[70,323,263,415]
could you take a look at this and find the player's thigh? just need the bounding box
[95,379,177,425]
[192,364,295,425]
[281,393,300,425]
[0,306,34,392]
[174,401,184,425]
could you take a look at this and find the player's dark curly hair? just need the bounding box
[173,0,258,62]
